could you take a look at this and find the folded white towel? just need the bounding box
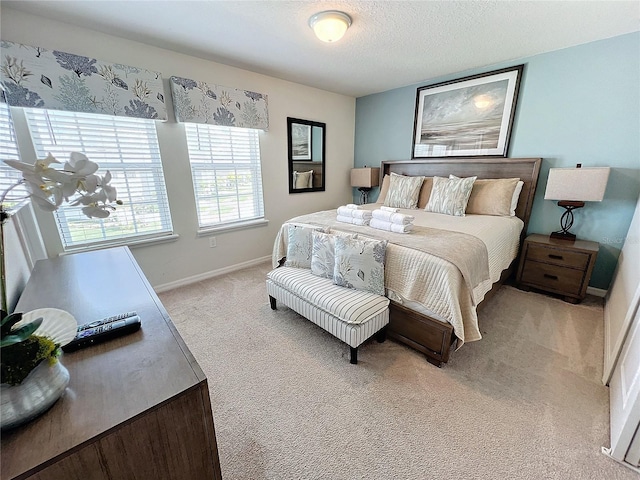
[337,206,372,219]
[345,204,359,209]
[336,206,351,217]
[370,218,413,233]
[371,209,415,225]
[351,209,372,219]
[337,215,371,226]
[380,206,399,212]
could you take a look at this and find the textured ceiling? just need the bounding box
[3,0,639,97]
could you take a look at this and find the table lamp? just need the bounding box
[544,164,610,241]
[350,167,380,204]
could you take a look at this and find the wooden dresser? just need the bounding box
[516,234,599,303]
[1,247,222,480]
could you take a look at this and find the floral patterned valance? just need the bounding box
[0,41,167,120]
[170,76,268,130]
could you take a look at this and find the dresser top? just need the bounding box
[2,247,205,479]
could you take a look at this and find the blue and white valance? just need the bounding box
[170,76,268,130]
[0,40,167,120]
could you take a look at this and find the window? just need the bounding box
[184,124,264,230]
[0,100,26,210]
[24,109,173,249]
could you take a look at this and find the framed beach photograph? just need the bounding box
[291,122,312,160]
[412,65,524,158]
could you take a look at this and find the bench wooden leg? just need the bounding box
[376,327,387,343]
[269,296,277,310]
[350,347,358,364]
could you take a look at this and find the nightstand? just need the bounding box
[516,234,599,304]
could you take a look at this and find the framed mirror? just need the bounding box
[287,117,325,193]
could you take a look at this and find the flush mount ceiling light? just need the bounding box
[309,10,352,43]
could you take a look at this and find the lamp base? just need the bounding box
[550,200,584,242]
[357,187,372,205]
[550,231,576,241]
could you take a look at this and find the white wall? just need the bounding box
[3,216,30,313]
[0,8,356,288]
[603,194,640,384]
[2,204,47,312]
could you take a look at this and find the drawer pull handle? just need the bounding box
[548,254,563,260]
[543,274,558,280]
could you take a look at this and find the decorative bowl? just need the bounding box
[15,308,77,347]
[1,308,77,430]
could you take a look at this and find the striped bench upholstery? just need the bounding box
[266,267,390,364]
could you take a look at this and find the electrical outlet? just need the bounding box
[209,237,217,248]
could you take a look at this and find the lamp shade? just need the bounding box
[544,167,610,202]
[350,167,380,188]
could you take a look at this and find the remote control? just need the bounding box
[76,311,138,331]
[63,312,141,352]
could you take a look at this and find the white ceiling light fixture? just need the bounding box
[309,10,352,43]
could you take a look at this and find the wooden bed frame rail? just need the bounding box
[380,157,542,367]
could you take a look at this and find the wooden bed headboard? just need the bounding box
[380,157,542,235]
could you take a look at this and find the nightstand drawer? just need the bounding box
[526,243,590,270]
[520,262,583,296]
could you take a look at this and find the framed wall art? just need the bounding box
[412,65,524,158]
[290,122,312,160]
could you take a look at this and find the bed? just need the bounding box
[273,157,542,366]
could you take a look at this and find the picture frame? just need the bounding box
[412,65,524,158]
[291,123,312,160]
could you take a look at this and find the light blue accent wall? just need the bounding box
[354,32,640,289]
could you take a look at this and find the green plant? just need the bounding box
[0,310,60,386]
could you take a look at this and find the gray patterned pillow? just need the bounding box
[383,173,425,209]
[334,236,387,296]
[425,175,477,216]
[310,231,357,279]
[285,224,325,268]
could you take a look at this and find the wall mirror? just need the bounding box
[287,117,325,193]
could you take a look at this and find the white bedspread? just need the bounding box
[273,205,523,346]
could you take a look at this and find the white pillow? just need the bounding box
[285,224,325,268]
[425,175,476,216]
[310,230,357,279]
[334,236,387,296]
[510,181,524,216]
[384,173,425,209]
[293,170,313,189]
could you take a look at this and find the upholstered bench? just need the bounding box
[266,266,390,364]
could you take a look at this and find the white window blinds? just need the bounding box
[0,100,26,210]
[184,124,264,229]
[24,109,173,249]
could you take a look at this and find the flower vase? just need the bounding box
[1,359,70,430]
[0,308,77,430]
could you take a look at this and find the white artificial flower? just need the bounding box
[82,205,111,218]
[64,152,99,177]
[79,174,99,194]
[24,181,57,211]
[2,152,119,220]
[4,159,44,187]
[102,171,117,202]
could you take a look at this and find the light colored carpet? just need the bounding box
[159,261,635,480]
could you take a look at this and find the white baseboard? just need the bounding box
[154,261,607,297]
[153,255,272,293]
[603,305,612,385]
[587,286,607,297]
[601,446,640,474]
